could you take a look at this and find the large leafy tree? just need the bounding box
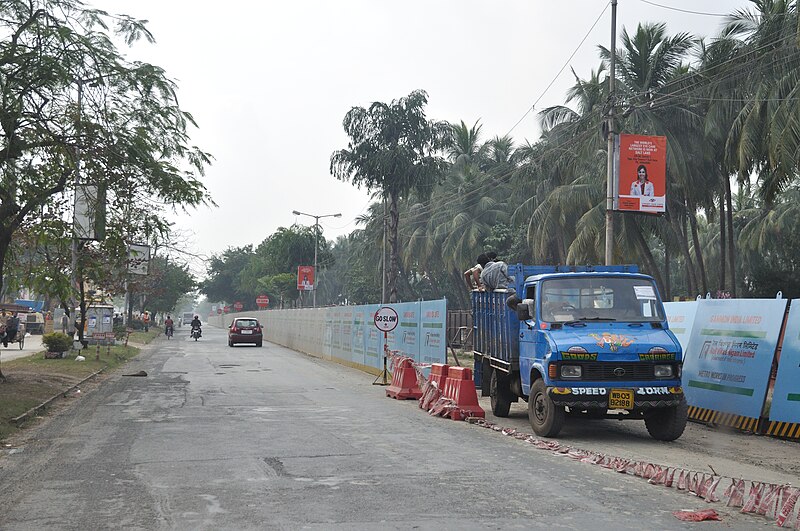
[0,0,211,300]
[199,245,254,304]
[331,90,448,302]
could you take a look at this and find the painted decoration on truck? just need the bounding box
[682,299,786,418]
[769,300,800,424]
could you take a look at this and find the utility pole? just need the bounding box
[292,210,341,308]
[382,197,387,304]
[604,0,618,266]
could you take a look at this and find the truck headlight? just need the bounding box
[561,365,582,379]
[654,364,673,378]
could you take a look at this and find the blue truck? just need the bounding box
[472,264,687,440]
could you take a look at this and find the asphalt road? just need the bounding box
[0,326,761,530]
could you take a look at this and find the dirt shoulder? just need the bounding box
[0,331,158,441]
[474,397,799,487]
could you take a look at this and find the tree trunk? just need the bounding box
[725,176,737,297]
[629,220,666,296]
[388,191,400,303]
[719,193,726,295]
[687,200,708,296]
[673,212,696,297]
[664,238,671,301]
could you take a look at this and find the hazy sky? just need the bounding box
[105,0,751,270]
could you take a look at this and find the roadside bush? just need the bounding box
[41,332,73,353]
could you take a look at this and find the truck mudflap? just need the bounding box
[547,385,684,409]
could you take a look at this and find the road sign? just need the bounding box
[217,308,223,315]
[256,295,270,308]
[234,301,243,311]
[297,266,314,291]
[374,307,399,332]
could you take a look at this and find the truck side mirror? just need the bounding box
[516,303,531,321]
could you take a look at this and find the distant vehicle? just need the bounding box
[228,317,262,347]
[181,312,194,328]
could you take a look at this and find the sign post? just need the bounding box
[256,295,270,309]
[372,306,398,385]
[233,301,243,312]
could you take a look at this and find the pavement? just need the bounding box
[0,333,44,362]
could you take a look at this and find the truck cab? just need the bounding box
[473,265,687,440]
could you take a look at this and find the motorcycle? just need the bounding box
[165,326,173,339]
[191,326,201,341]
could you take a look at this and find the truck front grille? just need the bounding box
[562,362,665,381]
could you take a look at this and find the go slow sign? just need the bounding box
[374,306,399,332]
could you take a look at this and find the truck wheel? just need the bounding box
[644,397,688,441]
[490,369,512,417]
[528,378,565,437]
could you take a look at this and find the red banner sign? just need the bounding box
[614,134,667,214]
[297,265,315,291]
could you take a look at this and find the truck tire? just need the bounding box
[644,397,688,441]
[528,378,565,437]
[490,369,512,417]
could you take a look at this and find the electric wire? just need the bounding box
[638,0,729,17]
[505,1,611,136]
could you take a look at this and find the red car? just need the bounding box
[228,317,263,347]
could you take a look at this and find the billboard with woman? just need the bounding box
[614,134,667,214]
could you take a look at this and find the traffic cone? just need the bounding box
[386,357,422,400]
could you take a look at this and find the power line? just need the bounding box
[506,1,611,136]
[638,0,728,17]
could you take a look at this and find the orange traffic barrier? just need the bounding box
[420,363,449,409]
[386,357,422,400]
[444,367,484,420]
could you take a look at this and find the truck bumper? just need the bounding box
[548,386,684,410]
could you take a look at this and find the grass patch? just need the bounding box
[127,329,160,345]
[0,344,140,441]
[446,349,475,367]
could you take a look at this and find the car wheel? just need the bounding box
[228,340,233,347]
[528,378,565,437]
[490,369,512,417]
[644,397,688,441]
[256,340,262,347]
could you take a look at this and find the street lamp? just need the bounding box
[292,210,341,307]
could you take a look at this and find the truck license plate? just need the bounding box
[609,389,634,410]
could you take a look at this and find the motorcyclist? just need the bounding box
[164,315,174,337]
[190,315,202,337]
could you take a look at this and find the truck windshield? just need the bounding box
[540,277,665,323]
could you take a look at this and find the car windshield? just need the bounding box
[236,319,258,327]
[540,277,664,323]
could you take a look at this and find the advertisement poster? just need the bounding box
[420,300,447,364]
[663,301,699,354]
[297,265,315,291]
[682,299,786,418]
[769,300,800,423]
[614,134,667,214]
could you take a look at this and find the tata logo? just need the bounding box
[613,367,626,377]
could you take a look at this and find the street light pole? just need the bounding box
[292,210,341,308]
